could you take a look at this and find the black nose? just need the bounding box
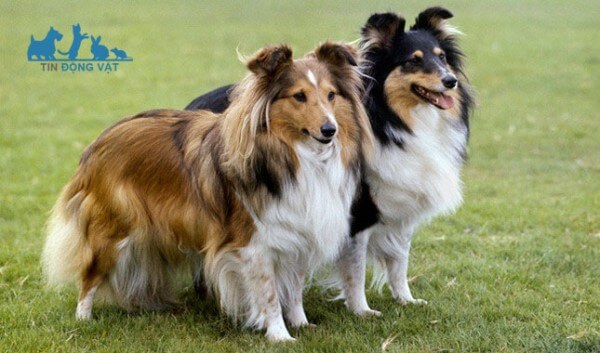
[442,75,458,89]
[320,123,337,138]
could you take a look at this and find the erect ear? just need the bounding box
[314,41,358,68]
[361,13,406,50]
[411,7,455,38]
[246,45,293,78]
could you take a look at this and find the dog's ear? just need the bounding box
[314,41,358,68]
[246,45,293,78]
[411,7,456,39]
[361,13,406,50]
[314,41,360,98]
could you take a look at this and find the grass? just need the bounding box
[1,0,599,352]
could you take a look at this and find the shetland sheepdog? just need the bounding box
[42,42,373,341]
[184,7,475,316]
[336,7,475,315]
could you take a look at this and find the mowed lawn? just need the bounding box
[1,0,598,352]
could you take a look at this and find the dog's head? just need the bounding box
[227,42,370,157]
[361,7,466,120]
[49,26,63,41]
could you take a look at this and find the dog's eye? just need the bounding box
[327,91,335,101]
[439,53,446,61]
[293,92,307,103]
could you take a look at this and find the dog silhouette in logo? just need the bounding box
[28,26,63,60]
[90,35,109,60]
[110,48,130,60]
[58,24,88,60]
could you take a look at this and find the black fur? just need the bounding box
[185,84,235,112]
[360,10,472,149]
[411,7,453,32]
[350,179,379,235]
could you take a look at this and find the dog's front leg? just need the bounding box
[240,246,294,342]
[337,229,381,316]
[282,270,313,328]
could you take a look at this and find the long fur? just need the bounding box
[182,7,474,315]
[42,42,373,341]
[334,7,475,314]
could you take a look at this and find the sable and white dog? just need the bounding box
[42,42,373,341]
[336,8,475,315]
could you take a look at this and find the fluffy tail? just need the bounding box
[41,188,91,287]
[41,184,187,311]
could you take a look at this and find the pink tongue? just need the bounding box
[431,92,454,110]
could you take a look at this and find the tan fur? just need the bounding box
[384,70,463,130]
[383,70,418,130]
[42,42,371,324]
[314,42,373,161]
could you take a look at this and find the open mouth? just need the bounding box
[411,84,455,110]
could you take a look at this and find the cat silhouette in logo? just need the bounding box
[58,24,88,60]
[27,26,63,60]
[90,35,109,60]
[111,48,130,60]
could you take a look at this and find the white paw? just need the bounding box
[357,309,381,316]
[289,319,316,329]
[397,297,428,306]
[266,331,296,342]
[355,308,382,316]
[75,308,92,320]
[286,311,310,328]
[346,301,382,316]
[266,325,296,342]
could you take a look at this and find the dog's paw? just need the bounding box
[289,320,317,329]
[397,297,428,306]
[266,331,296,342]
[75,310,92,321]
[266,324,296,342]
[353,308,382,317]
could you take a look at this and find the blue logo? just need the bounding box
[28,24,132,73]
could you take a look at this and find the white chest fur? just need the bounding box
[368,105,468,231]
[254,142,356,268]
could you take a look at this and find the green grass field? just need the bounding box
[1,0,598,352]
